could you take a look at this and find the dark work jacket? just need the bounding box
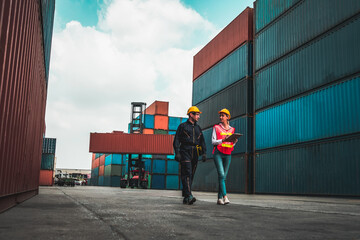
[173,119,206,161]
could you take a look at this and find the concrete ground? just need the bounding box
[0,187,359,240]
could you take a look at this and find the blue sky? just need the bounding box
[48,0,254,169]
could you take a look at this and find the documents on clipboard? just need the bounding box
[224,133,243,142]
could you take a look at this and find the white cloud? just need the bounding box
[46,0,216,169]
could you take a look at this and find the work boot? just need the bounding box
[188,195,196,205]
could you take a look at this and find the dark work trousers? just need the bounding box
[181,157,198,198]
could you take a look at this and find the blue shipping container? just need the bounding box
[181,118,187,123]
[92,167,99,177]
[152,160,166,174]
[41,153,55,170]
[256,76,360,150]
[166,175,179,190]
[255,136,360,195]
[255,0,360,70]
[255,0,301,33]
[151,175,165,189]
[42,138,56,154]
[144,114,155,129]
[168,117,181,131]
[144,159,152,172]
[255,14,360,110]
[98,176,104,186]
[167,161,179,174]
[192,43,252,105]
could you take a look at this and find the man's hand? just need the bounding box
[175,153,181,162]
[201,154,207,162]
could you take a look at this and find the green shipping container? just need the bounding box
[104,165,123,176]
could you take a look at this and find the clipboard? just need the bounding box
[224,133,243,142]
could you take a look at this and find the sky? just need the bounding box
[46,0,254,169]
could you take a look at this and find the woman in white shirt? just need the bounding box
[212,108,237,205]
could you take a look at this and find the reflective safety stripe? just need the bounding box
[220,132,232,136]
[221,143,234,148]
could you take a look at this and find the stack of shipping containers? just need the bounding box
[253,0,360,195]
[39,138,56,186]
[192,8,254,193]
[0,0,55,212]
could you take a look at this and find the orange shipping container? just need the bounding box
[154,115,169,130]
[92,153,95,161]
[99,165,105,176]
[92,158,100,169]
[99,155,105,166]
[143,129,154,134]
[145,101,169,116]
[39,170,54,186]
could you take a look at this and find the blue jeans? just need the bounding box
[213,149,231,199]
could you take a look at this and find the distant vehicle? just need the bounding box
[82,179,88,186]
[74,179,82,186]
[56,178,75,187]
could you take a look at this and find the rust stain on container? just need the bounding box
[193,7,253,81]
[89,132,174,155]
[145,101,169,116]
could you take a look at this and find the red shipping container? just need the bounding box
[99,166,104,176]
[89,132,174,155]
[92,153,95,161]
[193,7,253,81]
[99,155,105,166]
[154,115,169,130]
[145,101,169,116]
[39,170,54,186]
[143,129,154,134]
[92,158,100,169]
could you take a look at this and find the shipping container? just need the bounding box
[154,115,169,130]
[202,116,253,159]
[104,165,123,176]
[41,153,55,170]
[39,170,54,186]
[193,8,253,80]
[99,165,105,176]
[42,138,56,154]
[192,43,252,105]
[166,175,179,190]
[254,0,301,33]
[154,129,168,135]
[92,167,99,177]
[255,76,360,150]
[91,177,98,186]
[89,132,174,155]
[105,154,123,166]
[92,153,95,161]
[98,176,104,186]
[255,0,360,70]
[167,161,179,174]
[92,158,100,169]
[193,154,250,193]
[143,129,154,134]
[197,78,252,130]
[145,101,169,116]
[99,155,105,166]
[151,175,165,189]
[168,117,181,131]
[168,130,176,135]
[255,135,360,196]
[104,176,121,187]
[152,160,166,174]
[0,0,54,213]
[144,114,154,129]
[255,14,360,110]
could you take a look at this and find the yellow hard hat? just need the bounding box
[218,108,231,119]
[187,106,202,115]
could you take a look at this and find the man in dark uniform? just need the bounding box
[173,106,206,205]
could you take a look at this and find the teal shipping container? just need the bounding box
[255,135,360,196]
[104,176,121,187]
[168,131,176,135]
[167,161,179,174]
[90,177,98,186]
[255,76,360,150]
[255,14,360,110]
[98,176,104,186]
[152,160,166,174]
[92,167,99,177]
[192,43,252,105]
[144,114,155,129]
[181,118,187,123]
[168,117,181,131]
[255,0,360,70]
[105,154,123,166]
[41,153,55,170]
[42,138,56,154]
[254,0,301,33]
[166,175,179,190]
[151,175,165,189]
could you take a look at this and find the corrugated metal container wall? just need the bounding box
[168,117,181,131]
[42,137,56,154]
[192,43,252,105]
[144,114,154,129]
[193,8,253,80]
[255,0,360,71]
[89,133,174,155]
[197,78,251,130]
[0,0,54,212]
[255,76,360,150]
[41,153,55,170]
[255,14,360,110]
[254,0,301,33]
[202,116,253,159]
[193,154,249,193]
[154,115,168,130]
[166,175,179,190]
[39,170,54,186]
[145,101,169,116]
[40,0,55,83]
[255,135,360,195]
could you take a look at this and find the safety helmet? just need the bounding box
[187,106,202,115]
[218,108,231,119]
